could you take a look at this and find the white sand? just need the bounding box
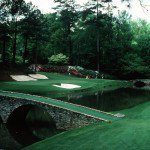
[53,83,81,89]
[28,74,48,79]
[114,113,125,118]
[10,74,48,81]
[10,75,37,81]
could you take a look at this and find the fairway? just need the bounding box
[0,72,131,98]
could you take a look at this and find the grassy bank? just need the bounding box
[23,100,150,150]
[0,72,131,99]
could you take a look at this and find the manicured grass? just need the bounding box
[0,72,131,98]
[23,101,150,150]
[1,72,139,149]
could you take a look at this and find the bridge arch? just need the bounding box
[0,115,2,123]
[6,104,56,146]
[134,81,146,87]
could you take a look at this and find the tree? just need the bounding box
[121,53,148,78]
[131,20,150,65]
[130,20,150,77]
[0,23,11,64]
[0,0,11,64]
[44,13,66,56]
[18,2,47,66]
[106,11,133,75]
[54,0,79,64]
[8,0,27,64]
[80,0,115,71]
[20,2,41,64]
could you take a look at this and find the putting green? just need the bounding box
[0,72,131,98]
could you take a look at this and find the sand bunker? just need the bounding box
[10,74,48,81]
[114,113,125,118]
[29,74,48,79]
[53,83,81,89]
[10,75,37,81]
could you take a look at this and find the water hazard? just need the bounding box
[0,87,149,149]
[58,87,150,112]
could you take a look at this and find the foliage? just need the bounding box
[122,53,147,71]
[48,53,69,66]
[15,55,23,64]
[0,0,149,79]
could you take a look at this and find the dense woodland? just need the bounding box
[0,0,150,79]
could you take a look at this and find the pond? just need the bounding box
[59,87,150,112]
[0,86,149,149]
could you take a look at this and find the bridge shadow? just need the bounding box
[6,104,57,146]
[134,81,146,88]
[0,116,2,123]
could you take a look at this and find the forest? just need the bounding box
[0,0,150,79]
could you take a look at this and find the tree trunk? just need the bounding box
[69,36,72,64]
[12,18,17,65]
[67,24,73,65]
[97,28,100,73]
[34,38,38,72]
[96,0,100,73]
[23,36,28,65]
[2,38,6,64]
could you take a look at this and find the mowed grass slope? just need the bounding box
[23,101,150,150]
[0,72,131,98]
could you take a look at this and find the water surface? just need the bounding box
[58,87,150,112]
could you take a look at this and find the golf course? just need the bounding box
[0,72,131,99]
[0,72,149,150]
[0,0,150,149]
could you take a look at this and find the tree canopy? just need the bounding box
[0,0,149,79]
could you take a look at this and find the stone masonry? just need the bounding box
[0,95,102,130]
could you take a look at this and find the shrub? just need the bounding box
[48,53,69,66]
[16,56,23,64]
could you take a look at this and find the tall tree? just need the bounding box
[54,0,78,64]
[0,0,11,64]
[8,0,27,64]
[81,0,114,72]
[20,2,39,64]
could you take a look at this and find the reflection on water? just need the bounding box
[59,88,150,112]
[0,122,22,150]
[0,107,62,150]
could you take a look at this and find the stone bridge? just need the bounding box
[0,91,120,131]
[133,80,150,88]
[0,95,100,131]
[0,90,125,146]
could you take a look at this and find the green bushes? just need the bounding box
[48,53,69,66]
[16,56,23,64]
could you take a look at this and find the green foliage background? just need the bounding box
[0,0,149,79]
